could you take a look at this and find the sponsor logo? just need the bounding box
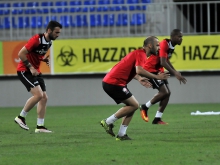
[122,87,129,95]
[36,49,48,55]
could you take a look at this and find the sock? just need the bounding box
[145,101,152,108]
[141,104,148,110]
[155,111,163,118]
[37,118,44,126]
[20,110,28,118]
[118,125,128,136]
[106,114,118,125]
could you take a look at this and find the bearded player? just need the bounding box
[14,21,62,133]
[100,36,170,140]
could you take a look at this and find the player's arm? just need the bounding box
[136,66,170,80]
[42,54,50,66]
[160,57,176,75]
[159,40,177,75]
[134,74,144,81]
[134,74,152,88]
[160,57,187,84]
[18,46,39,76]
[166,59,175,70]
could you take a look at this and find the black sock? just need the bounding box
[18,115,24,119]
[141,104,148,110]
[152,117,161,123]
[37,125,44,129]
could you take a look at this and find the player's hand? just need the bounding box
[174,72,187,84]
[29,67,39,76]
[42,55,50,66]
[139,77,152,88]
[156,72,170,80]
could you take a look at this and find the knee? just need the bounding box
[167,91,171,97]
[41,93,48,103]
[164,91,171,98]
[35,92,44,101]
[133,102,139,110]
[42,94,48,102]
[126,102,139,111]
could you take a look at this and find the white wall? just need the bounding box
[0,75,219,107]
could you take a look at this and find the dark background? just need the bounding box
[174,0,219,33]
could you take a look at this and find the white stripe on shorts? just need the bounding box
[21,71,35,87]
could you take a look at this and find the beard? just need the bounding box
[151,49,158,55]
[48,33,56,40]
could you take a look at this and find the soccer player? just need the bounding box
[139,29,187,124]
[100,36,170,140]
[14,21,62,133]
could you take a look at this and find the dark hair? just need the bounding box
[171,29,181,37]
[143,36,158,47]
[46,21,62,31]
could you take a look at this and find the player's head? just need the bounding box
[143,36,160,56]
[46,21,62,40]
[170,29,183,46]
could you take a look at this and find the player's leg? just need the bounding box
[115,96,139,141]
[151,84,170,105]
[115,96,139,119]
[35,76,52,133]
[37,91,48,119]
[15,86,43,130]
[25,86,44,112]
[140,79,167,122]
[100,82,134,138]
[152,83,170,125]
[100,82,122,137]
[15,71,43,131]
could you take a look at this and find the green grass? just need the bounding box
[1,103,220,165]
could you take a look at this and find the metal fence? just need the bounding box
[0,0,219,41]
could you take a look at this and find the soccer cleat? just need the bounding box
[140,104,149,122]
[35,125,53,133]
[152,118,168,125]
[100,119,115,137]
[14,116,29,130]
[116,134,132,141]
[157,120,168,125]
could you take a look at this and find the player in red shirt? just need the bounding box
[139,29,187,124]
[14,21,62,133]
[100,36,170,140]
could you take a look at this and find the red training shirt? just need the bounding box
[103,49,147,86]
[17,34,52,73]
[143,39,175,73]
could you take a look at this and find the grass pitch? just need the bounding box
[1,103,220,165]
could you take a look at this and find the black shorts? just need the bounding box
[149,72,168,89]
[102,81,132,104]
[17,71,46,92]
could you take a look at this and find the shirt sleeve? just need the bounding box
[24,35,40,52]
[135,51,145,67]
[159,40,168,58]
